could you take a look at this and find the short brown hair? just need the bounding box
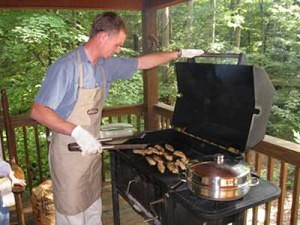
[90,12,127,37]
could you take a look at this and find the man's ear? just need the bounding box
[97,31,109,42]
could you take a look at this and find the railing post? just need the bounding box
[1,89,18,164]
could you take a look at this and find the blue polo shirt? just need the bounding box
[35,45,138,119]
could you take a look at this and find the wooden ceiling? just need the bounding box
[0,0,189,10]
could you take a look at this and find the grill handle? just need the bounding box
[144,198,164,223]
[126,176,141,195]
[187,52,247,65]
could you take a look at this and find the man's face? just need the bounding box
[100,30,127,59]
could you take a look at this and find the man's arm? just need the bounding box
[30,102,75,135]
[30,102,102,154]
[137,49,204,70]
[137,51,179,70]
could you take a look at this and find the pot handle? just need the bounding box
[250,173,260,186]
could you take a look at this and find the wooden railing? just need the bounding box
[154,102,300,225]
[1,101,299,225]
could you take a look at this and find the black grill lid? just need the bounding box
[172,62,275,152]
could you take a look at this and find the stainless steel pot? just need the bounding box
[184,154,259,201]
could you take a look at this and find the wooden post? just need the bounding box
[1,89,17,164]
[142,0,159,131]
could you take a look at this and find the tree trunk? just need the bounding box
[159,7,170,84]
[259,0,267,53]
[186,0,194,44]
[234,0,242,48]
[161,7,169,50]
[211,0,216,44]
[229,0,235,45]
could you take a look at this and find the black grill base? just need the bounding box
[110,130,280,225]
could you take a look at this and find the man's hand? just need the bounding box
[8,171,26,187]
[71,126,102,155]
[180,49,204,58]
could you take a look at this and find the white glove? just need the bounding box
[71,126,102,155]
[180,49,204,58]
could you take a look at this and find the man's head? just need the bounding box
[89,12,127,59]
[90,12,127,38]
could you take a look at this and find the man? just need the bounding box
[30,11,203,225]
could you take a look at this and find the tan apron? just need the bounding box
[49,51,106,215]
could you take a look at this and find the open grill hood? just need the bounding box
[172,62,275,152]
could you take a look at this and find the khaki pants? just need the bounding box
[55,198,102,225]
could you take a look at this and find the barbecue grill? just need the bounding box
[109,53,281,225]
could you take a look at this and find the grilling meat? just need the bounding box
[147,147,163,155]
[157,162,166,174]
[153,155,164,164]
[165,144,175,152]
[145,156,156,166]
[167,162,179,174]
[174,150,189,164]
[175,159,187,170]
[133,144,189,174]
[133,149,147,156]
[163,152,174,161]
[154,144,166,153]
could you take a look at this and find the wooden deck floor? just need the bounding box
[10,182,145,225]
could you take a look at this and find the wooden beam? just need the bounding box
[148,0,189,9]
[0,0,189,10]
[142,0,159,131]
[0,0,142,10]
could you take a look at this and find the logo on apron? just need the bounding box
[87,108,99,115]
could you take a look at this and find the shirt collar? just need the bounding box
[78,44,104,66]
[78,45,90,63]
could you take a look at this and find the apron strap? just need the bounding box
[99,64,107,97]
[76,51,84,88]
[76,49,107,95]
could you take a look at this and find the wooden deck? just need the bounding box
[10,182,145,225]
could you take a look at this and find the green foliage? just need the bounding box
[105,47,143,106]
[106,73,143,106]
[268,89,300,141]
[0,10,89,114]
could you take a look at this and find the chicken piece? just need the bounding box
[133,149,147,156]
[152,148,164,155]
[175,159,187,170]
[174,150,189,164]
[145,156,156,166]
[165,144,174,152]
[163,152,173,161]
[173,150,185,158]
[154,144,165,153]
[145,147,162,155]
[153,155,164,164]
[166,162,179,174]
[157,162,166,174]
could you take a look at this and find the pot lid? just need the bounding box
[189,155,250,178]
[172,62,275,152]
